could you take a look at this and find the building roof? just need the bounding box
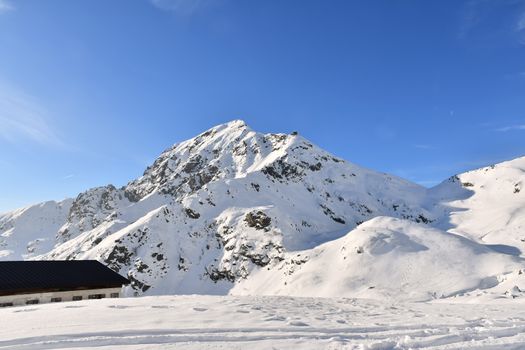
[0,260,130,296]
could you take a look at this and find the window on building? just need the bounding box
[26,299,39,305]
[72,296,82,301]
[50,297,62,303]
[0,302,13,307]
[88,294,106,299]
[110,293,119,298]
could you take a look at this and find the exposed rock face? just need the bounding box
[7,120,520,298]
[57,185,129,243]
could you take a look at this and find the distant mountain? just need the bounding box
[1,120,524,301]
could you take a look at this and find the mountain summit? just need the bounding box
[1,121,524,301]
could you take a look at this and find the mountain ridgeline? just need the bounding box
[1,120,524,301]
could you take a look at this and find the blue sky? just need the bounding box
[0,0,525,212]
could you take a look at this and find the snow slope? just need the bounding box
[2,295,525,349]
[233,217,525,301]
[0,199,73,259]
[429,157,525,253]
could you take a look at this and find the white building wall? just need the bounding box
[0,287,124,307]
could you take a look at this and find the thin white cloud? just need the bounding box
[516,10,525,45]
[458,0,487,39]
[503,71,525,80]
[517,12,525,32]
[0,0,13,13]
[62,174,74,180]
[414,144,435,150]
[495,125,525,132]
[458,0,525,45]
[0,84,65,147]
[150,0,207,15]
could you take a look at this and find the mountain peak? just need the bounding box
[199,119,251,139]
[217,119,249,130]
[124,121,311,200]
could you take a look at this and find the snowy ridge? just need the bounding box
[0,199,73,259]
[0,120,524,301]
[429,157,525,250]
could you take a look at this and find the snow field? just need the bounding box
[1,295,525,349]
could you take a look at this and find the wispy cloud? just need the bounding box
[458,0,485,39]
[414,144,436,150]
[458,0,525,45]
[0,0,13,13]
[0,83,65,147]
[150,0,209,15]
[62,174,74,180]
[495,124,525,132]
[517,11,525,31]
[517,10,525,44]
[503,71,525,80]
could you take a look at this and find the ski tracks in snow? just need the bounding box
[1,295,525,349]
[3,323,525,350]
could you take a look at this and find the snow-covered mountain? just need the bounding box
[429,157,525,252]
[1,120,524,301]
[0,200,73,259]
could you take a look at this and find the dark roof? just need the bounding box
[0,260,130,296]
